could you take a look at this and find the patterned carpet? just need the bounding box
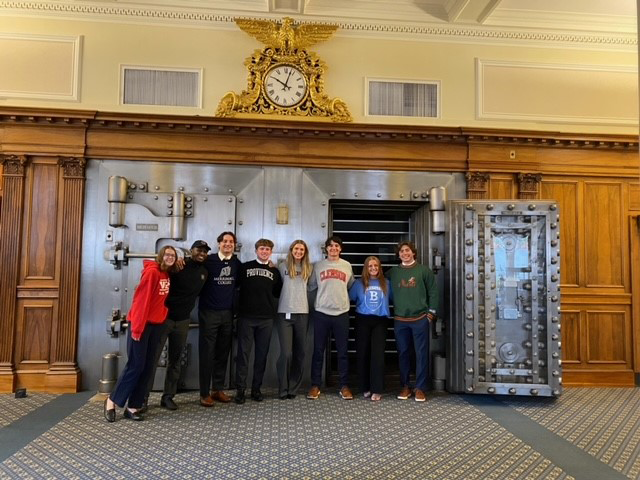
[503,388,640,479]
[0,388,636,479]
[0,393,58,428]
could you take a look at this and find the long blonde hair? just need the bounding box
[362,256,387,295]
[286,239,312,281]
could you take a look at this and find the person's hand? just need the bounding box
[131,334,141,341]
[175,256,185,271]
[426,311,436,322]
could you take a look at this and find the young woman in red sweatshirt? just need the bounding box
[104,245,177,422]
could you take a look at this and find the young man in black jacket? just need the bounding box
[234,238,282,403]
[144,240,210,411]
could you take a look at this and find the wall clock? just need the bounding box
[263,63,308,108]
[216,17,352,122]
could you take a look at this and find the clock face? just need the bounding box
[263,64,308,108]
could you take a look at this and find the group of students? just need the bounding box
[103,232,438,422]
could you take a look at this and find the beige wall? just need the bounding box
[0,15,637,134]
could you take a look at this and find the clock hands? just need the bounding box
[271,77,289,90]
[283,70,293,91]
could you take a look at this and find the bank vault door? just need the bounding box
[80,161,242,392]
[447,201,562,397]
[327,200,440,387]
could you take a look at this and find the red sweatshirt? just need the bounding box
[128,260,170,338]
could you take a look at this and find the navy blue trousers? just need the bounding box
[310,311,350,388]
[110,323,165,409]
[394,318,430,391]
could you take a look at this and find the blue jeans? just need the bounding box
[394,318,430,391]
[310,311,350,388]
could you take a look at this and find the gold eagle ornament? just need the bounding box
[235,17,337,53]
[216,17,352,122]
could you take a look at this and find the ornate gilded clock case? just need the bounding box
[216,17,352,122]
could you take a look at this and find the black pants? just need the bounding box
[145,317,190,399]
[355,313,388,394]
[276,313,308,398]
[110,323,165,409]
[235,316,274,392]
[198,309,233,397]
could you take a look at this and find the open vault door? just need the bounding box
[446,200,562,397]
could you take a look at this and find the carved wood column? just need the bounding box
[0,155,28,391]
[47,157,86,390]
[466,172,489,199]
[518,173,542,199]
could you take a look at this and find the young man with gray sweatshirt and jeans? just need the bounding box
[307,236,355,400]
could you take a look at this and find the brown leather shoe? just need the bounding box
[414,389,427,402]
[306,386,321,399]
[339,386,354,400]
[210,390,231,403]
[200,395,214,407]
[397,386,412,400]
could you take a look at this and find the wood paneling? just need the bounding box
[19,304,52,363]
[489,174,516,199]
[631,216,640,372]
[560,310,581,364]
[0,155,28,391]
[584,182,624,288]
[586,310,628,363]
[630,184,640,210]
[541,180,579,286]
[563,370,634,386]
[24,160,58,280]
[51,157,85,376]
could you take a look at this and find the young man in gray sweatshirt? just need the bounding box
[307,236,355,400]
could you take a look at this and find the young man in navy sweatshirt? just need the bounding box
[234,238,282,403]
[198,232,241,407]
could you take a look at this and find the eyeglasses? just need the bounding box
[164,253,176,258]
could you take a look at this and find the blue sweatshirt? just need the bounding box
[349,278,390,317]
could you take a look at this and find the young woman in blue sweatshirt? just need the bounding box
[349,256,391,401]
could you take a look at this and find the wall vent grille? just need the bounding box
[367,79,439,118]
[121,66,201,107]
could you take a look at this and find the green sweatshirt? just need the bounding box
[388,263,438,322]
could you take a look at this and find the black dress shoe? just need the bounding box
[104,398,116,423]
[234,390,246,405]
[138,399,149,414]
[161,396,178,410]
[251,390,264,402]
[287,394,297,399]
[124,409,144,421]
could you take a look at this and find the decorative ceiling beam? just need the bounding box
[445,0,503,24]
[269,0,305,15]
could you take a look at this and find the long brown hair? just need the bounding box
[362,256,387,295]
[286,239,312,281]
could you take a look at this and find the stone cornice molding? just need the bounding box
[0,1,635,51]
[0,108,637,151]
